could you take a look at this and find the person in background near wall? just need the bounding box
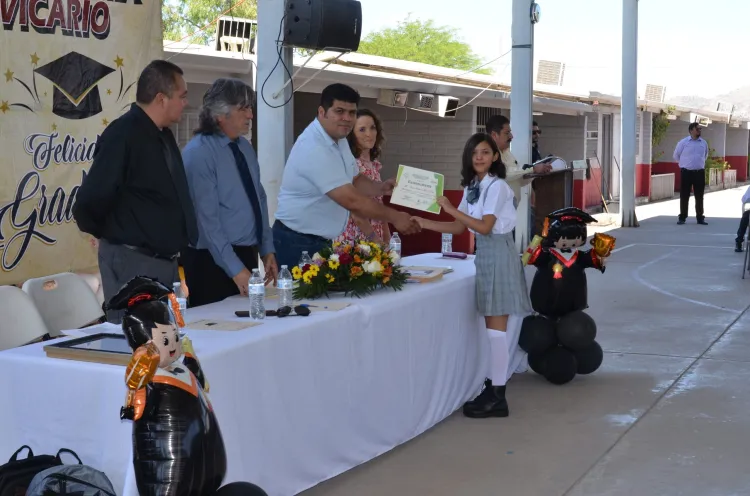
[181,78,277,307]
[674,122,709,225]
[273,83,420,269]
[734,183,750,252]
[532,120,543,163]
[486,115,551,206]
[410,133,532,418]
[335,109,391,246]
[73,60,196,323]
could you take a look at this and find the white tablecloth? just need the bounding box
[0,254,489,496]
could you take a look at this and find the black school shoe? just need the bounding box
[463,378,509,418]
[697,218,708,225]
[736,240,743,253]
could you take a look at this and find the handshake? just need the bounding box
[392,211,423,235]
[391,196,454,235]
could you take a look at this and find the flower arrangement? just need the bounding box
[292,240,408,299]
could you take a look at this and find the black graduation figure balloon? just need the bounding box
[521,207,615,385]
[110,276,227,496]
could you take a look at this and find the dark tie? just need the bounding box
[228,141,264,247]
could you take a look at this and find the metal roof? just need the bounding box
[163,41,750,124]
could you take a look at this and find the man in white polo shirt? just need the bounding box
[273,83,420,268]
[674,122,709,225]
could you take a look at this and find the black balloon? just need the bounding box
[557,311,597,351]
[573,340,604,375]
[519,315,558,355]
[528,352,546,375]
[542,347,578,385]
[216,482,269,496]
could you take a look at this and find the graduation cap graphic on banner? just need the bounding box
[34,51,115,120]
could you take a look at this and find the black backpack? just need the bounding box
[0,446,74,496]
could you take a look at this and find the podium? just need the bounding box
[523,167,573,235]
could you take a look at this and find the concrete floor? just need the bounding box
[301,185,750,496]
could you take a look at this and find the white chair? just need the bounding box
[0,286,50,351]
[76,272,105,306]
[22,272,104,337]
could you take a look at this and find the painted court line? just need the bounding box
[612,243,733,253]
[631,250,741,315]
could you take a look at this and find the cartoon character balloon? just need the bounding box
[520,208,615,385]
[109,276,227,496]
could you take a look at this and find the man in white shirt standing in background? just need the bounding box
[674,122,709,225]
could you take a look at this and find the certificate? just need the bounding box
[390,165,445,214]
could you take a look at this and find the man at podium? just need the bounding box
[486,116,551,202]
[486,116,552,237]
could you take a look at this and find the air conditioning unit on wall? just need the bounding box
[376,89,435,111]
[376,89,408,108]
[405,92,435,111]
[437,95,459,118]
[377,90,458,117]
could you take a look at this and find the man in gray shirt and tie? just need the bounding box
[182,78,278,306]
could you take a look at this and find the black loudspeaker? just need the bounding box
[284,0,362,52]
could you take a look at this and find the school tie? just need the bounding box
[228,141,264,247]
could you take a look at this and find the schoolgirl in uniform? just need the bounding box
[412,133,532,418]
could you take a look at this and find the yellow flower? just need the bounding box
[309,264,320,275]
[325,274,335,283]
[292,266,302,280]
[302,272,313,284]
[328,260,340,270]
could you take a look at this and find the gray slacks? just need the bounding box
[98,239,179,323]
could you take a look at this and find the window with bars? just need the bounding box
[475,106,504,133]
[171,112,199,150]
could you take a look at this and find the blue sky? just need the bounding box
[360,0,750,98]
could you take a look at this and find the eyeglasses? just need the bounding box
[267,305,311,318]
[532,130,542,135]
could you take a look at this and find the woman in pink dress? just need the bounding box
[336,109,391,246]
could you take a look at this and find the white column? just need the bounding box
[256,0,294,224]
[511,0,534,252]
[620,0,638,227]
[612,111,621,199]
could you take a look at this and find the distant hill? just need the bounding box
[668,85,750,118]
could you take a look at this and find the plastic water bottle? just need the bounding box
[248,269,265,320]
[389,232,402,265]
[278,265,294,308]
[298,251,313,269]
[172,282,187,314]
[442,233,453,254]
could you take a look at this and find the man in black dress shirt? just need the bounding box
[73,60,198,323]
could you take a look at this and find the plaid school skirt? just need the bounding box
[474,231,532,316]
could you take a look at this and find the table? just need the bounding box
[0,254,489,496]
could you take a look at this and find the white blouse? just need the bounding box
[458,174,517,235]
